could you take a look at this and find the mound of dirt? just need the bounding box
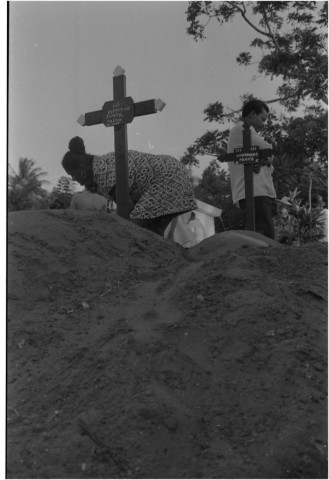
[7,210,328,479]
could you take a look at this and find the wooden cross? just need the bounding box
[218,122,272,231]
[77,66,166,220]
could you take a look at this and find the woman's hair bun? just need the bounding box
[68,136,85,154]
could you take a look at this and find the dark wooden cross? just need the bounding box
[218,122,272,231]
[77,65,165,220]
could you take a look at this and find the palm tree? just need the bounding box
[8,158,49,211]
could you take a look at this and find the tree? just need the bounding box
[183,1,328,212]
[262,106,328,201]
[194,160,230,204]
[193,160,244,231]
[50,176,77,208]
[186,1,328,109]
[8,158,49,211]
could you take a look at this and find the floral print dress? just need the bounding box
[92,150,197,220]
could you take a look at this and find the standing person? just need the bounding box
[227,99,276,239]
[62,137,197,236]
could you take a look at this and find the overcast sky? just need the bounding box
[8,1,283,190]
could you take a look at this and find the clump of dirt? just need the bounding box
[7,210,328,479]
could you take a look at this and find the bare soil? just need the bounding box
[7,210,328,479]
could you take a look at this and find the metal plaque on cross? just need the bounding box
[77,65,166,220]
[218,122,272,231]
[102,96,135,127]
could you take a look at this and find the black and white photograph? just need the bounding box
[7,1,327,478]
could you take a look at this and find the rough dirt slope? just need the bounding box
[7,210,328,479]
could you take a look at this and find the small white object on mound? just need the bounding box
[77,114,85,126]
[154,98,166,112]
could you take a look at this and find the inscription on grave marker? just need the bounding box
[218,123,272,231]
[102,97,135,127]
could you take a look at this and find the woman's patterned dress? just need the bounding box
[92,150,197,220]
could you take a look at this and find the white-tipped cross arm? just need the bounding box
[77,114,86,126]
[77,98,165,127]
[113,65,125,76]
[155,98,166,112]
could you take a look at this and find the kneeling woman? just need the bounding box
[62,137,197,236]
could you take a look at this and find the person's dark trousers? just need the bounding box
[238,196,275,239]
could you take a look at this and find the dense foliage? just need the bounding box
[193,161,244,231]
[8,159,77,211]
[50,176,77,208]
[8,158,49,211]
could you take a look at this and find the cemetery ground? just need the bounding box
[7,209,327,479]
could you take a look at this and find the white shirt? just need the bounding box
[227,122,276,204]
